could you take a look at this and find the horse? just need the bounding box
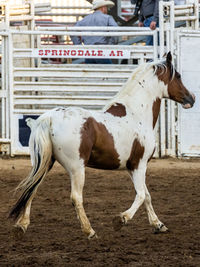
[9,52,195,239]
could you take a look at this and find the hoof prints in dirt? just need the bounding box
[1,158,200,266]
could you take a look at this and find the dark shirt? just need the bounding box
[131,0,160,23]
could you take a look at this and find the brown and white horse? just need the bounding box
[9,52,195,239]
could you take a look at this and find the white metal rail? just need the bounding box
[0,0,200,156]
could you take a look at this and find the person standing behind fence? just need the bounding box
[131,0,160,45]
[71,0,118,64]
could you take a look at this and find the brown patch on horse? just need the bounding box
[105,103,126,117]
[152,98,161,129]
[126,139,145,171]
[79,117,120,170]
[154,65,170,85]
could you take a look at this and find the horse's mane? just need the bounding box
[155,61,175,80]
[104,60,175,110]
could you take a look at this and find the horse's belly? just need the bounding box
[87,148,120,170]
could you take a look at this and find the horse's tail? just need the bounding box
[9,115,54,221]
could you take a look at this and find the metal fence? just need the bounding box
[0,0,200,157]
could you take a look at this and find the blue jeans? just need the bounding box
[85,58,112,64]
[143,16,159,46]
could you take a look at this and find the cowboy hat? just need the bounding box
[92,0,115,10]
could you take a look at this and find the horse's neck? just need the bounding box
[114,68,162,107]
[104,65,163,128]
[124,91,161,129]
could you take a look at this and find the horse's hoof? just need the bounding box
[15,223,27,233]
[88,232,98,240]
[153,224,168,234]
[112,215,126,231]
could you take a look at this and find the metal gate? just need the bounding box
[0,0,200,157]
[177,31,200,156]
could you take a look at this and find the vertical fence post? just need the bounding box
[1,35,5,140]
[194,0,199,29]
[159,1,167,156]
[7,32,14,156]
[166,1,175,156]
[153,30,158,61]
[4,3,10,29]
[30,0,35,69]
[159,1,165,59]
[176,31,182,157]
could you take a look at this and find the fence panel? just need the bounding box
[1,0,200,156]
[8,27,159,155]
[177,30,200,156]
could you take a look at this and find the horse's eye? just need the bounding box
[176,73,181,79]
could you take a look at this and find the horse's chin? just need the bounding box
[182,103,192,109]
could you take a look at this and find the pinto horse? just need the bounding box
[9,52,195,239]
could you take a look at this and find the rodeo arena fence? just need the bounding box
[0,0,200,157]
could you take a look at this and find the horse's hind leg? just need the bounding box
[70,168,97,239]
[15,197,33,232]
[144,184,168,233]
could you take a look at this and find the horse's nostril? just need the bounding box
[182,93,195,109]
[186,94,195,105]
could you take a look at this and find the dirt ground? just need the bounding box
[0,157,200,266]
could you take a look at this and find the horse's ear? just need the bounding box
[166,52,172,65]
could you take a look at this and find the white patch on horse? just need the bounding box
[49,107,89,172]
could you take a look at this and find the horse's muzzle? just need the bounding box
[182,93,195,109]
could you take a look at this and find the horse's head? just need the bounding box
[156,52,195,109]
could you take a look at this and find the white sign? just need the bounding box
[32,48,131,59]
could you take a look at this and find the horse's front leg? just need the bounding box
[113,162,147,231]
[70,168,97,239]
[144,184,168,233]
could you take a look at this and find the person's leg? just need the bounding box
[144,16,154,46]
[85,58,97,64]
[95,58,112,64]
[85,58,112,64]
